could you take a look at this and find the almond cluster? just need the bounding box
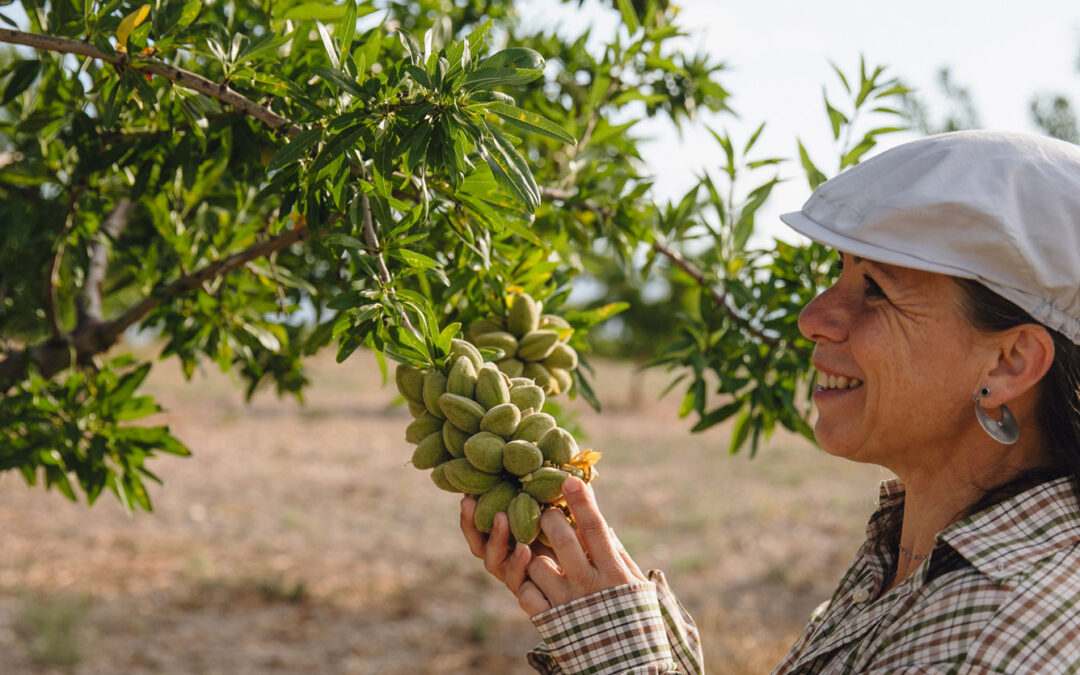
[395,294,597,544]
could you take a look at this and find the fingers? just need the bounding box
[560,477,623,577]
[541,507,593,584]
[503,542,531,594]
[484,511,514,581]
[517,580,552,617]
[528,553,570,607]
[460,497,486,559]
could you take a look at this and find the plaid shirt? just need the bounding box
[526,476,1080,674]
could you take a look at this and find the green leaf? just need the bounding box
[339,1,357,65]
[484,102,576,145]
[728,408,752,454]
[316,20,340,70]
[313,66,366,98]
[462,67,543,91]
[691,400,742,432]
[615,0,640,34]
[281,2,350,21]
[236,31,290,63]
[267,127,321,172]
[2,60,41,106]
[796,140,828,190]
[823,92,847,141]
[479,137,538,211]
[309,124,365,175]
[391,248,438,270]
[840,137,876,169]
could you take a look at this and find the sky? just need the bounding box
[7,1,1080,240]
[518,0,1080,240]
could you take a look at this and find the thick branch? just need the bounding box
[650,241,781,346]
[0,225,309,392]
[77,199,132,327]
[0,28,300,137]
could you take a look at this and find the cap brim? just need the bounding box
[778,210,982,282]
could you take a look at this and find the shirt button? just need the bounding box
[852,587,871,603]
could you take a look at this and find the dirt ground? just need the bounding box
[0,351,888,674]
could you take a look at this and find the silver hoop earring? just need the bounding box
[972,388,1019,445]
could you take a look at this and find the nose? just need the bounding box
[798,285,849,344]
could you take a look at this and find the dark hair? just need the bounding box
[953,278,1080,513]
[875,279,1080,554]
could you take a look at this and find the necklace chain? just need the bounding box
[898,544,931,561]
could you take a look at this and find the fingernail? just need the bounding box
[563,476,583,494]
[515,543,528,557]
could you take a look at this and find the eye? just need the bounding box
[863,274,887,299]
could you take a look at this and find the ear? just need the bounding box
[984,324,1055,404]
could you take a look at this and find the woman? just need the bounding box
[461,131,1080,673]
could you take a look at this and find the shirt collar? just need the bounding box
[872,476,1080,582]
[938,476,1080,581]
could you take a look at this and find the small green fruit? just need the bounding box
[516,330,560,362]
[423,370,448,419]
[513,412,556,443]
[473,482,518,534]
[447,356,477,398]
[522,466,570,503]
[481,402,521,439]
[464,431,506,473]
[439,393,486,434]
[543,342,579,371]
[405,414,444,445]
[474,331,519,358]
[537,427,578,466]
[508,492,542,544]
[443,422,469,458]
[509,384,545,414]
[450,338,484,372]
[412,431,452,469]
[496,358,525,378]
[468,318,505,341]
[475,364,511,409]
[503,440,544,476]
[443,458,502,494]
[507,293,540,337]
[431,463,462,493]
[395,364,427,404]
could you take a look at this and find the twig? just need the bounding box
[0,28,301,138]
[650,241,780,346]
[557,75,621,191]
[46,183,88,338]
[267,253,288,316]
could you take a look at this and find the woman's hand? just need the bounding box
[526,476,648,608]
[460,496,554,616]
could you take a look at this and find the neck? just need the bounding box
[884,423,1052,590]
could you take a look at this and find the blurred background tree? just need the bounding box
[0,0,917,509]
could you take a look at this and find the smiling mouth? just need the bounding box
[816,372,863,391]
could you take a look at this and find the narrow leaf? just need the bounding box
[267,127,322,172]
[485,102,576,145]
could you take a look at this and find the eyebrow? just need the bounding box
[850,255,902,283]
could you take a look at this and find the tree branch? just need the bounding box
[0,28,301,138]
[0,224,309,392]
[76,198,132,328]
[650,241,781,346]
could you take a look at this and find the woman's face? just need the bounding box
[798,253,993,470]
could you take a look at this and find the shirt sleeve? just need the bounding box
[526,569,702,674]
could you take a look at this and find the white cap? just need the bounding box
[780,131,1080,345]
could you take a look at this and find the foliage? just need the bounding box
[0,0,908,509]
